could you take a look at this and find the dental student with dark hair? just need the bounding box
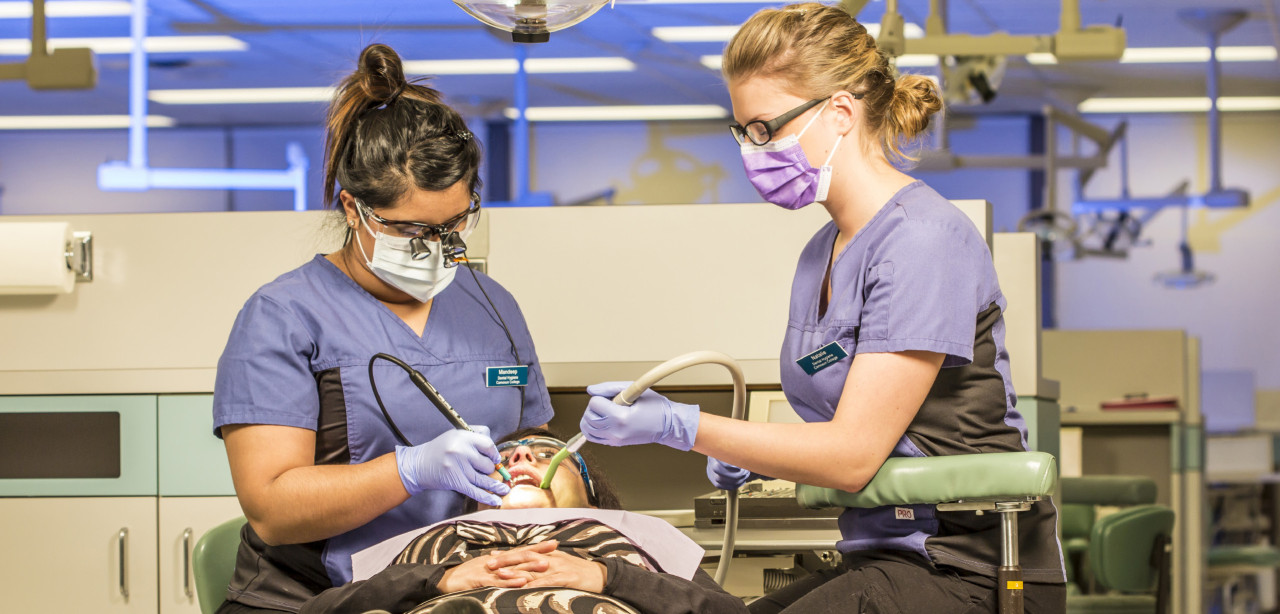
[211,43,553,614]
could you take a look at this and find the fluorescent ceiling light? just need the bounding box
[654,22,923,42]
[0,115,174,130]
[0,1,132,18]
[627,1,789,3]
[652,25,740,43]
[1028,46,1278,65]
[504,104,728,121]
[702,53,936,70]
[1078,96,1280,113]
[149,87,336,105]
[1121,46,1278,63]
[895,54,939,68]
[403,56,635,75]
[0,35,247,55]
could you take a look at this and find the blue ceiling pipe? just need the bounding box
[97,0,310,211]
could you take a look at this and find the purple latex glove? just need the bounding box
[581,381,701,451]
[394,425,510,507]
[706,457,774,491]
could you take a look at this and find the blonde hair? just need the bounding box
[722,2,941,162]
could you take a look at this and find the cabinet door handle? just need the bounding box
[182,527,194,598]
[117,527,130,600]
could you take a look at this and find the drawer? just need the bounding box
[0,395,157,496]
[159,395,235,496]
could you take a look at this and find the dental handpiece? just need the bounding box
[406,369,513,482]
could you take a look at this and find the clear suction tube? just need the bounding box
[610,351,747,586]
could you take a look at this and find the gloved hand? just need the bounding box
[706,457,773,491]
[581,382,701,451]
[395,425,510,507]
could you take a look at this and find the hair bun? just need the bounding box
[358,43,408,107]
[886,73,942,142]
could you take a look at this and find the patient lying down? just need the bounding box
[300,428,747,614]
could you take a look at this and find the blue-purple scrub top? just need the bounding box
[213,255,554,610]
[780,181,1064,583]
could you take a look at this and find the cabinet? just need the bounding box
[1046,330,1205,614]
[0,497,159,613]
[158,393,241,614]
[0,394,241,614]
[158,497,244,614]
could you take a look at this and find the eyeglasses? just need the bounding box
[730,96,855,146]
[497,436,597,505]
[356,193,480,241]
[356,193,480,265]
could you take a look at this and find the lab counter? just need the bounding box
[679,526,842,553]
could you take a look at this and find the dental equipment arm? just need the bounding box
[566,351,747,585]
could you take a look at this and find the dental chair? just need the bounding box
[1058,476,1173,614]
[1206,484,1280,614]
[796,451,1057,614]
[192,516,247,614]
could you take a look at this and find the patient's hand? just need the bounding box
[438,541,557,592]
[520,551,607,593]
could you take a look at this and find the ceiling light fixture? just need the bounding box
[0,114,174,129]
[0,35,247,55]
[654,22,924,43]
[148,87,335,105]
[403,56,635,75]
[629,0,785,3]
[1122,45,1277,63]
[1028,45,1278,65]
[1079,96,1280,113]
[0,1,132,19]
[503,104,727,121]
[701,53,937,71]
[454,0,612,43]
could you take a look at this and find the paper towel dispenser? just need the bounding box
[0,222,92,295]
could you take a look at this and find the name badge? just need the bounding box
[795,341,849,376]
[486,365,529,387]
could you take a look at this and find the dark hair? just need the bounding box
[465,426,623,512]
[323,43,483,212]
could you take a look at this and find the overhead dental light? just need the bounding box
[453,0,613,43]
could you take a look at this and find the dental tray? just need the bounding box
[694,481,842,530]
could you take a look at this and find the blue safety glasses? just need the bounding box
[497,436,597,505]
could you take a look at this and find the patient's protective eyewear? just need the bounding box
[497,436,597,505]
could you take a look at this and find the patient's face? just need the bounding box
[482,438,594,510]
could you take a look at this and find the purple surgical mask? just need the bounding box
[739,100,843,210]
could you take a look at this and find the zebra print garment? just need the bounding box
[395,518,657,614]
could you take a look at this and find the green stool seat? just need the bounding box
[796,451,1057,509]
[1208,545,1280,570]
[1061,476,1158,507]
[1066,594,1156,614]
[193,516,247,614]
[796,452,1056,614]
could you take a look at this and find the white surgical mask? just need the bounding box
[353,209,459,303]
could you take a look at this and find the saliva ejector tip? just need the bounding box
[538,447,574,490]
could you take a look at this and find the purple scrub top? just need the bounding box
[780,181,1064,583]
[213,255,554,610]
